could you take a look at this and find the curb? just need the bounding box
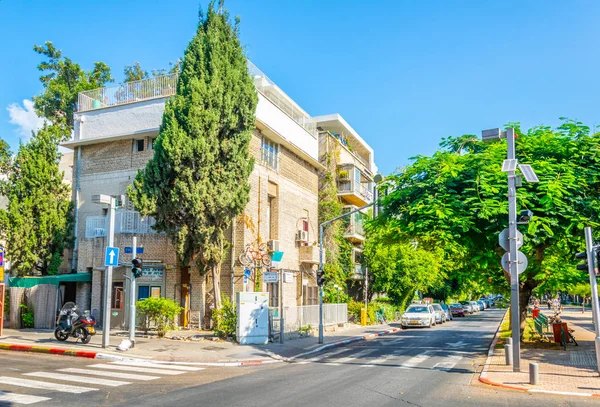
[477,311,600,398]
[0,342,283,367]
[287,327,401,361]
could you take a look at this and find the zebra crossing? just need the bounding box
[295,347,465,372]
[0,360,205,405]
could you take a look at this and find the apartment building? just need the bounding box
[63,62,321,329]
[315,114,376,300]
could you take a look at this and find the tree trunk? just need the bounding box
[212,263,222,310]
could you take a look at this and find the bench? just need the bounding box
[532,313,553,341]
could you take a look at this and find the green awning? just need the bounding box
[9,273,92,288]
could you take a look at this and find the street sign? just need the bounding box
[263,272,279,283]
[243,268,251,277]
[105,247,120,267]
[271,251,284,268]
[283,272,294,283]
[499,228,523,251]
[501,251,528,275]
[243,275,248,284]
[124,247,144,254]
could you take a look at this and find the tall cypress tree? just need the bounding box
[0,126,73,276]
[128,1,257,310]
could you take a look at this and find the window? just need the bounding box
[133,139,145,152]
[112,283,124,309]
[261,137,279,170]
[303,286,318,306]
[267,283,279,307]
[149,138,157,150]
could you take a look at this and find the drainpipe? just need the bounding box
[231,219,236,304]
[71,145,82,272]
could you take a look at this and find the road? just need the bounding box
[1,309,596,406]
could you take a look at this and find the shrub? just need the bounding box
[20,304,34,328]
[136,297,182,337]
[348,300,364,318]
[213,298,237,339]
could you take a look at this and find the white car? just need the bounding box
[431,303,447,324]
[469,301,480,312]
[401,304,437,329]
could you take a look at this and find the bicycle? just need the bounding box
[239,241,272,267]
[375,309,387,325]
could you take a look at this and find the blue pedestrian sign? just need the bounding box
[105,247,119,267]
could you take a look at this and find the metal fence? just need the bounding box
[270,303,348,334]
[78,75,179,112]
[84,211,157,238]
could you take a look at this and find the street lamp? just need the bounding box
[481,128,539,372]
[91,194,117,349]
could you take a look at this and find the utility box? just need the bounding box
[236,292,269,345]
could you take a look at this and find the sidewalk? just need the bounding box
[480,307,600,397]
[0,323,398,365]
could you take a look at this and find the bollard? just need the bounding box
[505,343,513,365]
[529,362,539,385]
[506,337,512,345]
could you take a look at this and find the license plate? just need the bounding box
[410,320,420,325]
[87,327,96,334]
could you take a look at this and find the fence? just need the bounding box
[270,303,348,334]
[84,211,158,238]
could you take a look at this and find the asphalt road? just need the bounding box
[1,309,597,406]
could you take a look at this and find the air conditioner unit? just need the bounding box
[93,228,106,238]
[296,230,309,243]
[267,239,280,252]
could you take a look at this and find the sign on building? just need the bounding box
[263,272,278,283]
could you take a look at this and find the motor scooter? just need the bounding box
[54,302,96,344]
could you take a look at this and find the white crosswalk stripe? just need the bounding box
[0,376,97,394]
[58,367,160,381]
[0,391,50,405]
[109,361,204,371]
[89,364,187,375]
[432,355,462,371]
[397,352,432,369]
[24,371,131,387]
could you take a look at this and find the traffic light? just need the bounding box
[576,251,588,271]
[317,269,325,286]
[132,258,143,278]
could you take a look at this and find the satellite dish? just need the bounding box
[374,174,383,183]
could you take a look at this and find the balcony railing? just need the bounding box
[247,61,316,135]
[78,75,178,112]
[84,210,157,238]
[351,264,365,279]
[337,179,373,202]
[344,221,365,238]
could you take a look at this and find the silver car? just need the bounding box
[470,301,480,312]
[431,303,447,324]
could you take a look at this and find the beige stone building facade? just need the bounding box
[64,62,323,329]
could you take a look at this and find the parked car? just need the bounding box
[477,300,486,310]
[401,304,437,329]
[470,301,480,312]
[460,301,474,314]
[440,303,453,321]
[449,303,465,317]
[431,303,447,324]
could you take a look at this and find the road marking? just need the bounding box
[89,364,186,375]
[360,356,389,368]
[25,372,130,387]
[0,376,97,393]
[58,368,160,381]
[109,361,204,371]
[0,391,51,405]
[398,352,431,369]
[324,349,375,366]
[445,341,468,348]
[432,355,463,371]
[303,347,353,365]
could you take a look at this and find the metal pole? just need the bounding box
[318,224,324,344]
[129,236,137,347]
[529,362,539,385]
[584,227,600,372]
[506,128,521,372]
[364,267,368,309]
[279,268,284,344]
[102,197,116,349]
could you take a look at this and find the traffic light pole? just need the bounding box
[129,237,137,347]
[506,128,521,372]
[102,197,116,349]
[583,227,600,372]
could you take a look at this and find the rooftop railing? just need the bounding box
[77,61,317,136]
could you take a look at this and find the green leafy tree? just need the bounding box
[377,119,600,332]
[128,2,257,310]
[0,126,73,276]
[32,41,113,137]
[123,62,149,82]
[0,139,11,195]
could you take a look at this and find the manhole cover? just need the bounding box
[203,346,225,351]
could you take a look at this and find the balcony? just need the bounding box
[78,75,178,112]
[350,264,365,280]
[343,209,366,243]
[299,245,319,264]
[84,210,158,238]
[337,165,373,207]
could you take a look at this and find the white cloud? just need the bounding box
[7,99,45,141]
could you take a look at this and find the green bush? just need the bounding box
[212,298,237,339]
[367,299,403,324]
[136,297,183,337]
[20,304,34,328]
[347,300,364,318]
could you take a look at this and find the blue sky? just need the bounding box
[0,0,599,175]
